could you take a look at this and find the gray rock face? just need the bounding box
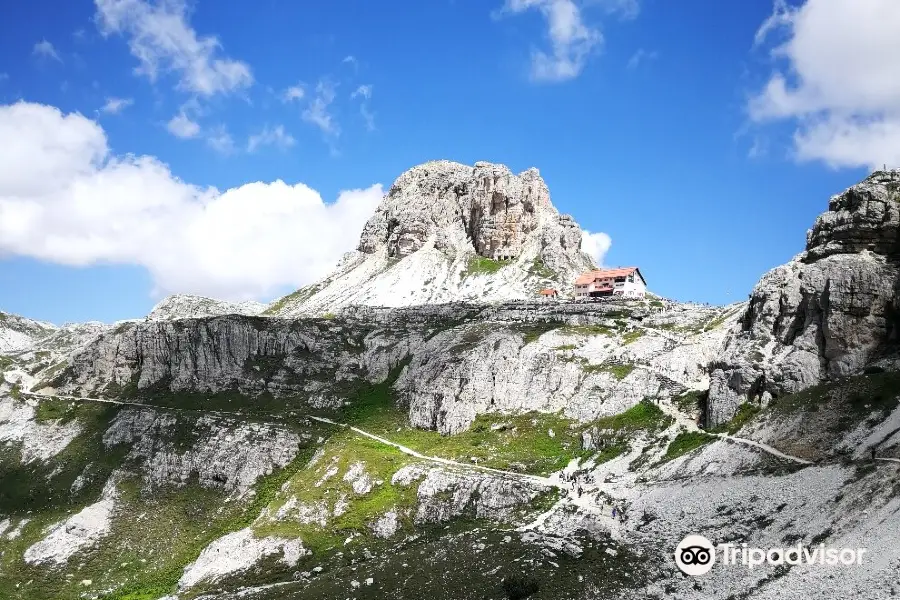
[266,160,595,317]
[55,316,369,398]
[708,170,900,425]
[103,407,306,494]
[359,161,567,261]
[389,464,551,525]
[46,300,738,437]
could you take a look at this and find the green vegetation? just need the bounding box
[464,256,510,277]
[649,300,664,308]
[711,402,760,435]
[518,322,561,345]
[528,257,557,280]
[321,312,336,320]
[239,529,647,600]
[659,431,716,464]
[262,281,325,315]
[593,399,672,433]
[673,390,705,414]
[769,372,900,418]
[582,362,635,380]
[561,324,614,336]
[621,329,644,345]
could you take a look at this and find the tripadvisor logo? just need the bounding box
[675,535,716,576]
[674,535,868,576]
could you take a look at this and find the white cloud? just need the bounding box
[166,111,200,138]
[498,0,602,82]
[580,231,612,266]
[281,83,305,103]
[94,0,252,97]
[33,39,63,62]
[100,97,133,114]
[351,85,375,131]
[626,48,656,70]
[302,80,339,137]
[247,125,295,152]
[351,85,372,101]
[205,125,235,155]
[749,0,900,169]
[0,101,384,301]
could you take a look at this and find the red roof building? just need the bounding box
[574,267,647,299]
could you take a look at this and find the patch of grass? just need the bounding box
[561,324,614,336]
[528,257,557,280]
[321,312,336,320]
[659,431,716,464]
[711,402,760,435]
[621,329,644,345]
[263,282,325,315]
[519,322,561,345]
[593,399,673,433]
[674,390,705,415]
[582,363,634,380]
[464,256,510,277]
[769,372,900,418]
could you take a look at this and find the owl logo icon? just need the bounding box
[675,535,716,575]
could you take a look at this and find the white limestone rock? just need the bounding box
[0,397,82,464]
[178,528,307,590]
[0,310,56,353]
[147,294,267,321]
[24,476,120,566]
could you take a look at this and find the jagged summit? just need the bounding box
[266,160,595,317]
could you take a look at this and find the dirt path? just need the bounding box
[655,396,814,465]
[18,391,610,530]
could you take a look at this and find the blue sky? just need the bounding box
[0,0,894,323]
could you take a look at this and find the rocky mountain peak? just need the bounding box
[267,160,594,316]
[358,160,568,262]
[805,168,900,262]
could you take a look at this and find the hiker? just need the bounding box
[872,448,877,461]
[612,507,617,518]
[577,486,583,498]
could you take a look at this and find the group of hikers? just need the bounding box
[559,469,629,523]
[560,469,596,499]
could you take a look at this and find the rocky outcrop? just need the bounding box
[49,301,735,434]
[0,310,56,353]
[266,161,596,317]
[178,528,307,590]
[147,294,266,321]
[103,407,307,495]
[708,170,900,425]
[52,316,372,399]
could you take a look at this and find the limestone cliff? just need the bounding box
[707,169,900,425]
[265,161,596,317]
